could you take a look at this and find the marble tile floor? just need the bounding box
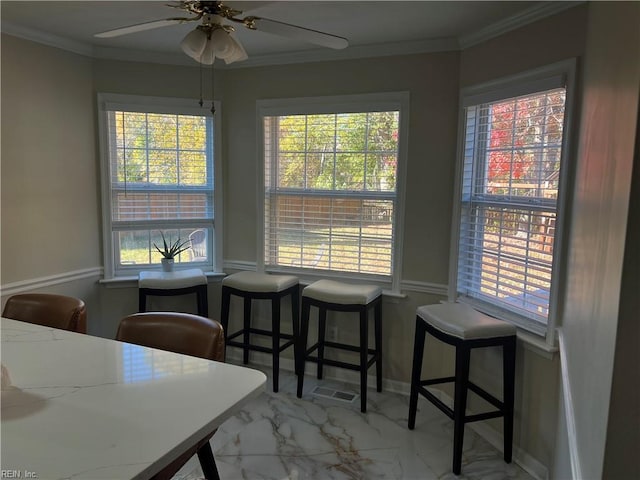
[173,365,534,480]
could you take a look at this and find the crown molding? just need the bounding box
[81,37,459,69]
[1,21,94,57]
[2,2,584,68]
[458,1,585,49]
[92,45,196,67]
[219,37,460,69]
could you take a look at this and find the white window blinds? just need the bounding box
[456,88,566,328]
[263,111,400,277]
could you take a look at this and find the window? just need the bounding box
[98,94,222,278]
[451,61,575,340]
[259,93,408,290]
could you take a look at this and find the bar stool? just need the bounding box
[139,268,208,317]
[220,271,299,392]
[407,302,516,475]
[296,279,382,413]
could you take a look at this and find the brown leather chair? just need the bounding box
[116,312,225,480]
[2,293,87,333]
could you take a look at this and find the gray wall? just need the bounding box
[1,34,101,281]
[0,34,103,331]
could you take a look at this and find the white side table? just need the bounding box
[138,268,209,317]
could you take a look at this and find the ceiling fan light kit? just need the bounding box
[180,19,247,65]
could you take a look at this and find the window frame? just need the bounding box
[257,92,409,293]
[98,93,223,279]
[448,59,577,346]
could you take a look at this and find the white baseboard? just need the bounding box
[227,349,548,480]
[1,267,103,297]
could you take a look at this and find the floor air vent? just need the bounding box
[311,386,358,403]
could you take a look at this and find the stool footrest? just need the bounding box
[468,382,504,411]
[421,376,456,386]
[227,328,295,354]
[305,341,377,357]
[417,386,454,419]
[304,355,376,372]
[227,339,295,354]
[323,340,377,355]
[466,411,505,423]
[417,380,506,422]
[418,378,504,412]
[227,327,294,341]
[417,385,505,424]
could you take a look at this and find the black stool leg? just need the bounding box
[297,298,311,398]
[220,287,231,343]
[196,284,209,317]
[139,290,147,313]
[196,441,220,480]
[272,296,281,392]
[359,305,368,413]
[317,307,327,380]
[291,286,301,376]
[503,335,516,464]
[453,344,471,475]
[243,296,251,365]
[408,317,426,430]
[374,298,383,392]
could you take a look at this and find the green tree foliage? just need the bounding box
[276,111,399,192]
[113,112,208,186]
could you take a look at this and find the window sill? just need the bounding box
[517,330,558,359]
[99,271,226,289]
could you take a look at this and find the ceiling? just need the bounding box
[1,1,577,68]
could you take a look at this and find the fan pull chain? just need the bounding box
[210,63,216,115]
[198,61,204,108]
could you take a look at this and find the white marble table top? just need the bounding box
[1,318,266,480]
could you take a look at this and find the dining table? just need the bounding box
[1,317,267,479]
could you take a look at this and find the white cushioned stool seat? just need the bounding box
[139,268,207,289]
[138,268,209,317]
[302,279,382,305]
[417,303,516,340]
[222,271,298,293]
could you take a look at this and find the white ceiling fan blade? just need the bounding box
[253,17,348,50]
[95,18,194,38]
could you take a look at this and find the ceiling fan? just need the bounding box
[95,1,349,65]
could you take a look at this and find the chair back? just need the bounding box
[2,293,87,333]
[189,229,207,260]
[115,312,224,362]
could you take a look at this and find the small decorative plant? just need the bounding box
[154,232,190,259]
